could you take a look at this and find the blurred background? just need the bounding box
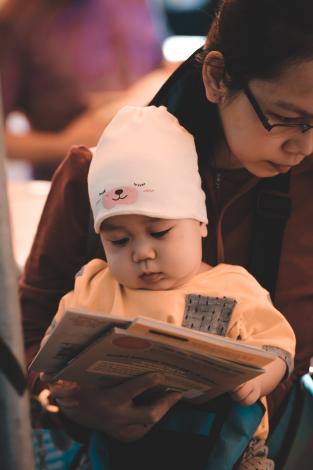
[0,0,219,269]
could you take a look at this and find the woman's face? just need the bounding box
[207,59,313,177]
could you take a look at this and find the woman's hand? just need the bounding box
[44,373,182,442]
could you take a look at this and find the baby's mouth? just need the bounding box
[140,272,163,282]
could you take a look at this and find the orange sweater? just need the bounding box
[45,259,295,439]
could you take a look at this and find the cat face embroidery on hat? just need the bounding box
[101,186,138,209]
[183,295,237,336]
[97,182,155,210]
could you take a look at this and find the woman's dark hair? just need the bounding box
[199,0,313,90]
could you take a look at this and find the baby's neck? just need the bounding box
[199,261,212,273]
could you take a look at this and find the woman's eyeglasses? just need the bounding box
[242,82,313,134]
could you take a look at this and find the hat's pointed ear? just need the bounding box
[200,222,208,238]
[202,51,227,104]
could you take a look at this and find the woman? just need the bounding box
[21,0,313,467]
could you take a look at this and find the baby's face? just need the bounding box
[100,214,207,290]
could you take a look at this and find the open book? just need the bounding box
[30,308,275,401]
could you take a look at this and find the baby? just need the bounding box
[44,105,295,469]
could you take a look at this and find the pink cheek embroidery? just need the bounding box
[102,186,138,209]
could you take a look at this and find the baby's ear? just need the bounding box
[200,223,208,238]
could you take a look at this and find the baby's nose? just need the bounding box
[132,244,156,262]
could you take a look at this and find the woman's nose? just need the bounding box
[290,130,313,157]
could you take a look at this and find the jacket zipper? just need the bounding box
[215,171,223,190]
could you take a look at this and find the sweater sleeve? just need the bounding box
[226,269,296,377]
[19,145,105,394]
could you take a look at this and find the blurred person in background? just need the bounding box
[0,0,168,179]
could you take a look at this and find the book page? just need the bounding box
[29,309,131,374]
[128,316,275,368]
[55,328,265,400]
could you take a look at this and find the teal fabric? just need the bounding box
[268,374,313,470]
[32,429,80,469]
[88,398,265,470]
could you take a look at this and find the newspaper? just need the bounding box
[30,308,275,401]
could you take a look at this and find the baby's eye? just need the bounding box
[111,238,129,246]
[151,228,171,239]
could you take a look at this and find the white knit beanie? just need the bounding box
[88,105,208,233]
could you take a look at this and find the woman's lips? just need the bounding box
[269,162,293,173]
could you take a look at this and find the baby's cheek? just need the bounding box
[107,253,124,274]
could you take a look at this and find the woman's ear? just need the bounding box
[202,51,227,104]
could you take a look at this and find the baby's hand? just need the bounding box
[230,377,262,406]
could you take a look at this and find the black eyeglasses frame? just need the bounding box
[241,82,313,134]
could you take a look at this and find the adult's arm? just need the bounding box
[4,64,173,165]
[20,145,95,392]
[5,103,126,164]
